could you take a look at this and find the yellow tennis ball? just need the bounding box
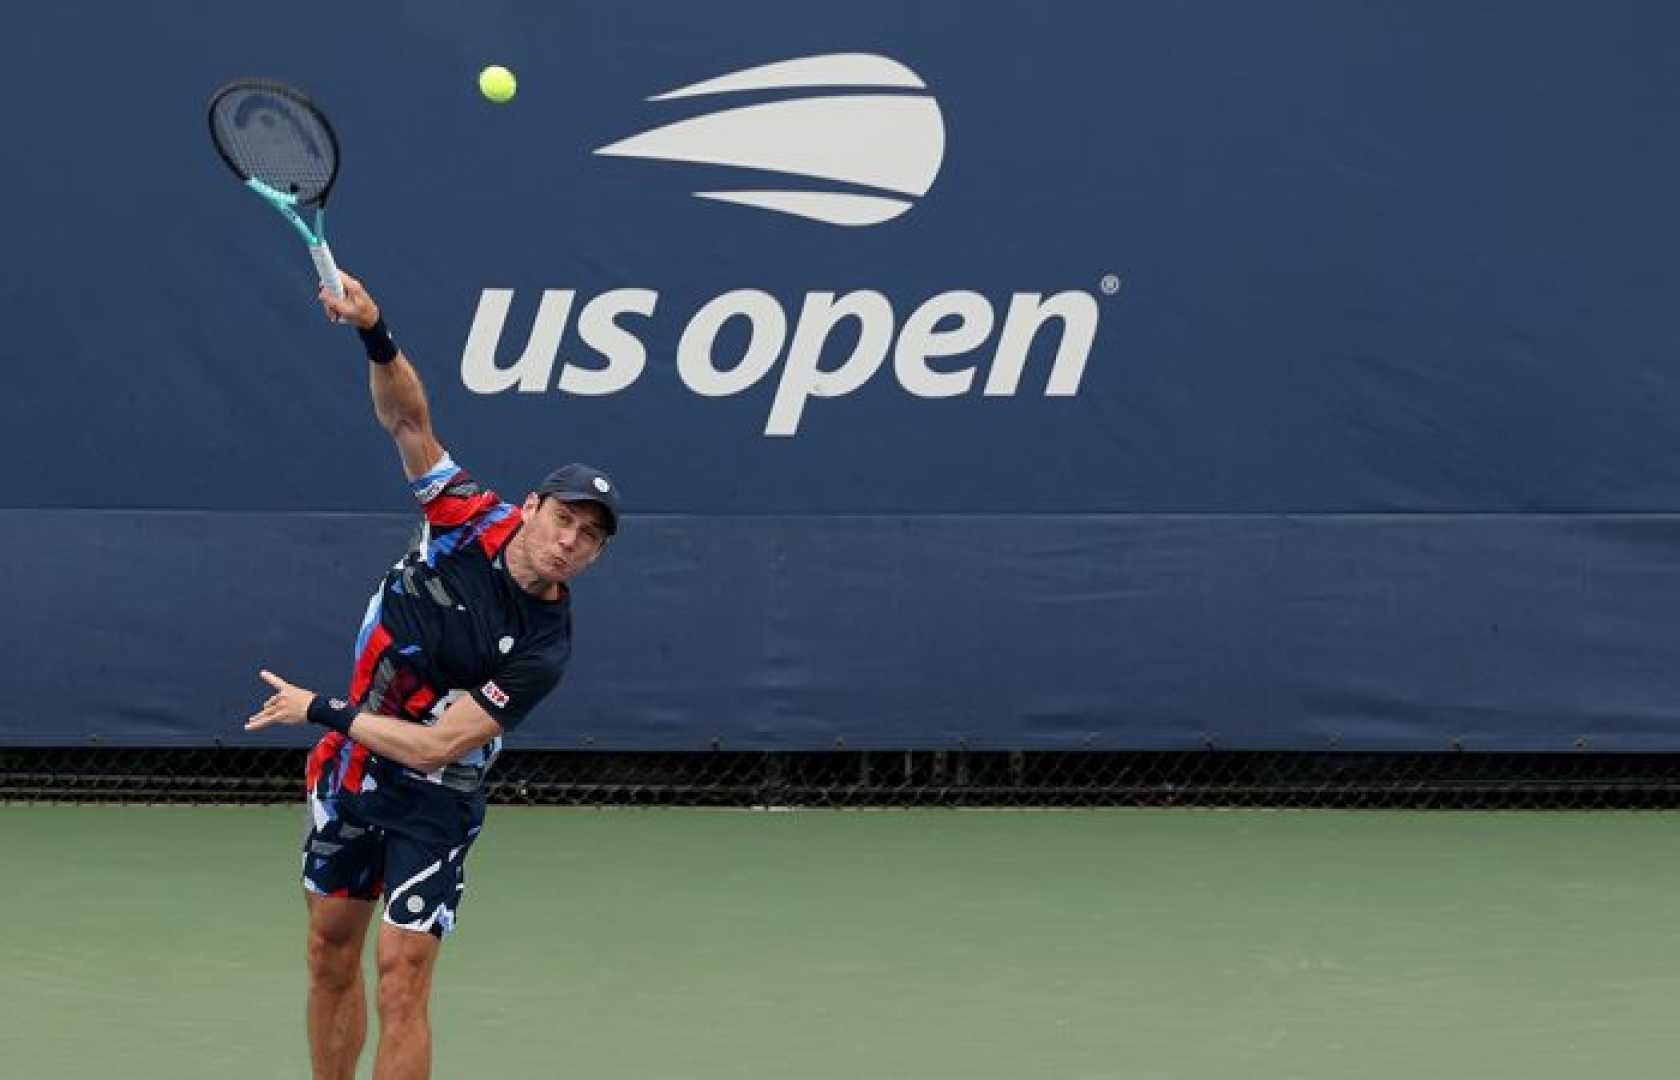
[478,65,517,104]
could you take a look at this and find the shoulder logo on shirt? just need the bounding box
[416,476,451,503]
[481,681,510,708]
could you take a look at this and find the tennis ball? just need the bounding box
[479,65,517,104]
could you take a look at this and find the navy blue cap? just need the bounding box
[535,464,620,535]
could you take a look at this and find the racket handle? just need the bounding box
[310,242,345,300]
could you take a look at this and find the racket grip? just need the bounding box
[310,242,345,300]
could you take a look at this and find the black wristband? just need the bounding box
[306,695,359,736]
[358,317,399,366]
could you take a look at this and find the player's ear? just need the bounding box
[520,492,542,521]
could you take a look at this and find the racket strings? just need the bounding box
[210,85,337,203]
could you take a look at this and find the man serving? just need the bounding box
[246,269,620,1080]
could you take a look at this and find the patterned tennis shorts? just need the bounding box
[301,765,486,938]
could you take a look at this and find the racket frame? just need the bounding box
[244,177,343,298]
[208,80,345,298]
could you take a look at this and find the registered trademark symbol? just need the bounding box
[1099,274,1121,295]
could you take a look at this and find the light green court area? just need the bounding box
[2,806,1677,1079]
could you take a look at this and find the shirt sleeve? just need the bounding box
[469,638,572,732]
[410,451,503,528]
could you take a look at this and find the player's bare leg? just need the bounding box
[305,893,375,1080]
[373,921,442,1080]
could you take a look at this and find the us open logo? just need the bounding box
[460,51,1105,435]
[595,53,946,226]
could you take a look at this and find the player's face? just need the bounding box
[520,495,609,582]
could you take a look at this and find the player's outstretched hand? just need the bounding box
[246,670,316,731]
[318,269,380,331]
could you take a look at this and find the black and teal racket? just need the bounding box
[208,79,345,298]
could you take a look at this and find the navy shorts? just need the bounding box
[301,769,486,938]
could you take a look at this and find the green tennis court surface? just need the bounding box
[4,806,1677,1079]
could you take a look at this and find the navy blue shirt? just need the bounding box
[343,452,572,791]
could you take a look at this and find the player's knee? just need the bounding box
[306,926,363,991]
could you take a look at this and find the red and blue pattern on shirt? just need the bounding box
[307,453,572,800]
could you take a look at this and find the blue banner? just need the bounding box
[3,2,1679,748]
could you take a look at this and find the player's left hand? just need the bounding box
[246,670,316,730]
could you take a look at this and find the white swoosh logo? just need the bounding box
[595,53,946,226]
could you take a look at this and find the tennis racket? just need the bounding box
[208,79,345,298]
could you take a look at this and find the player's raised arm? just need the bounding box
[319,270,445,481]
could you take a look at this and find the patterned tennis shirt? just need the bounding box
[306,452,571,800]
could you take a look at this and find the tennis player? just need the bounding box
[245,269,620,1080]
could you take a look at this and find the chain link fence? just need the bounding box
[3,746,1678,808]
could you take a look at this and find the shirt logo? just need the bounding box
[415,476,450,503]
[595,53,946,226]
[481,681,510,708]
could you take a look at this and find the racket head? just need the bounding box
[207,79,340,206]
